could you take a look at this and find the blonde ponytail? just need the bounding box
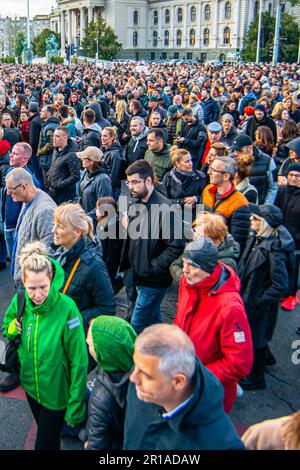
[54,203,95,241]
[20,241,53,280]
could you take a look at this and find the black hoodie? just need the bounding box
[245,110,278,145]
[86,102,111,129]
[101,141,124,191]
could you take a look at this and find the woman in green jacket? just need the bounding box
[2,241,88,450]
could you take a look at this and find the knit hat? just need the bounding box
[149,95,159,102]
[0,139,11,156]
[287,162,300,174]
[254,104,266,113]
[91,315,137,373]
[244,106,255,116]
[249,203,283,228]
[182,237,218,274]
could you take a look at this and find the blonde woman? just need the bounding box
[112,100,130,144]
[52,203,115,334]
[2,241,88,450]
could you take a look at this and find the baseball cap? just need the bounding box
[76,147,104,162]
[207,122,222,133]
[231,134,253,151]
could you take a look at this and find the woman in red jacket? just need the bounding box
[174,237,253,413]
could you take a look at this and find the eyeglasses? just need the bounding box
[125,179,145,187]
[6,183,24,194]
[208,167,227,174]
[288,173,300,179]
[250,214,261,221]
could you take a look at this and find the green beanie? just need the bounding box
[91,315,137,373]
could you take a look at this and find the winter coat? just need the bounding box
[0,150,10,188]
[144,144,172,182]
[3,128,22,147]
[170,233,240,284]
[53,237,116,333]
[201,96,220,125]
[178,118,207,164]
[101,141,124,191]
[123,357,245,450]
[202,183,250,251]
[245,114,278,144]
[236,177,259,204]
[275,184,300,250]
[125,128,148,166]
[13,190,56,284]
[28,112,42,155]
[238,93,257,114]
[2,258,88,427]
[37,116,60,170]
[175,262,253,413]
[275,137,297,169]
[222,126,238,147]
[86,102,110,129]
[61,117,77,138]
[189,101,203,122]
[96,215,124,285]
[157,166,206,205]
[79,167,113,213]
[120,188,185,288]
[86,370,130,450]
[18,120,30,143]
[81,123,102,149]
[46,140,80,204]
[238,226,295,348]
[278,157,300,177]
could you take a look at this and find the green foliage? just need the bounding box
[242,12,300,63]
[15,32,26,58]
[0,56,15,63]
[81,18,122,60]
[50,56,64,64]
[32,29,61,56]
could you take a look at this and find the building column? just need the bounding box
[235,0,241,48]
[60,10,65,54]
[80,7,85,43]
[214,0,219,48]
[184,3,188,48]
[71,9,77,43]
[67,9,72,45]
[88,6,93,24]
[198,3,202,49]
[159,8,162,49]
[170,6,175,48]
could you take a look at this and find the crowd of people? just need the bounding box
[0,60,300,451]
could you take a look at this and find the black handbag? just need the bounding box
[0,291,25,374]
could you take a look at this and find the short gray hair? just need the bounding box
[220,113,234,123]
[135,324,196,380]
[215,156,237,177]
[6,167,34,187]
[131,116,145,127]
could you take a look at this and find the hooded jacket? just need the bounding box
[178,118,207,164]
[175,262,253,413]
[37,116,60,169]
[238,226,295,348]
[275,184,300,249]
[201,96,220,125]
[123,357,245,450]
[125,128,149,166]
[86,102,110,129]
[101,141,124,190]
[144,144,172,182]
[245,111,278,145]
[158,166,206,205]
[82,123,102,149]
[2,259,88,427]
[79,166,113,213]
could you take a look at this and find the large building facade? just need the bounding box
[51,0,296,61]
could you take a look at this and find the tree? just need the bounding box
[242,12,300,63]
[81,18,122,60]
[15,32,26,58]
[32,29,61,56]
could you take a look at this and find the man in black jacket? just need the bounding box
[120,160,185,334]
[176,107,207,168]
[201,88,220,125]
[245,104,278,145]
[47,127,80,204]
[28,101,43,184]
[123,324,244,450]
[81,108,101,149]
[125,116,148,167]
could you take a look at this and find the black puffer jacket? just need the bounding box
[101,141,124,191]
[238,226,295,348]
[275,184,300,249]
[47,140,80,204]
[86,370,130,450]
[178,118,207,163]
[120,188,185,288]
[81,123,102,149]
[80,167,113,213]
[125,128,148,167]
[222,126,238,147]
[245,113,278,144]
[28,112,42,154]
[0,151,10,188]
[157,167,206,205]
[53,237,116,333]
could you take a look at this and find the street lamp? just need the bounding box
[272,0,285,64]
[256,0,263,63]
[96,36,99,61]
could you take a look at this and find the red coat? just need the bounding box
[174,261,253,413]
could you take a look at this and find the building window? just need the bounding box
[189,29,196,46]
[224,27,230,44]
[203,28,209,46]
[191,6,196,22]
[153,10,158,25]
[133,31,138,47]
[151,52,155,60]
[133,10,138,25]
[164,30,169,46]
[176,30,182,46]
[174,52,179,59]
[177,7,183,22]
[165,9,170,24]
[162,52,167,59]
[187,52,193,59]
[225,2,231,19]
[153,31,158,47]
[204,4,210,20]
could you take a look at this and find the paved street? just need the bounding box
[0,265,300,450]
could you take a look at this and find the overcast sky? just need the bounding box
[0,0,57,18]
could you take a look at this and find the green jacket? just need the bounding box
[144,144,172,182]
[2,259,88,427]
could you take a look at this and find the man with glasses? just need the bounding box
[202,156,250,251]
[275,163,300,313]
[120,160,185,334]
